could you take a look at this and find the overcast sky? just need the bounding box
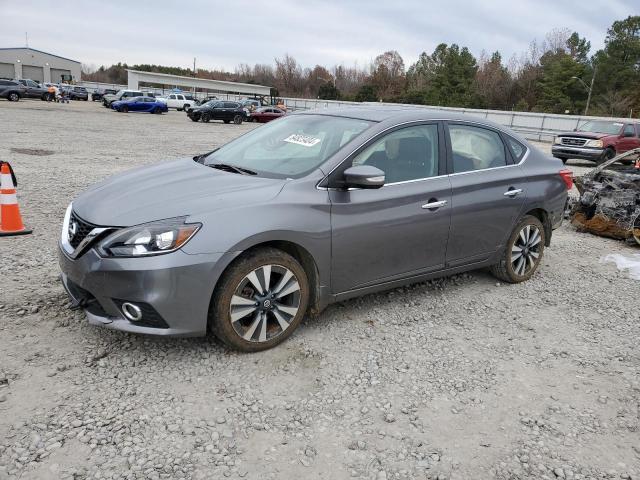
[0,0,637,72]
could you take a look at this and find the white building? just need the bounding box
[0,47,82,83]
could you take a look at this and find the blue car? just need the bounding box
[111,96,168,114]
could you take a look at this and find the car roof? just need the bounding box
[295,105,528,138]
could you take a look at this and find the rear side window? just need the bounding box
[623,124,635,137]
[505,136,526,161]
[225,102,239,108]
[449,124,507,173]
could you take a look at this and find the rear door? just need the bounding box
[329,122,452,293]
[444,122,526,267]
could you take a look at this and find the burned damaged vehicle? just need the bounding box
[570,148,640,245]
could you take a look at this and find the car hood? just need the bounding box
[557,131,608,140]
[73,158,286,226]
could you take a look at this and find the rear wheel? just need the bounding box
[210,248,309,352]
[121,105,128,113]
[490,215,545,283]
[8,92,20,102]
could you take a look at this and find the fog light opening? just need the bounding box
[121,302,142,322]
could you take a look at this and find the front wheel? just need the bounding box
[233,114,243,125]
[490,215,545,283]
[201,113,211,123]
[598,147,615,165]
[121,105,128,113]
[210,248,309,352]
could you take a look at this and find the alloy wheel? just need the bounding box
[511,225,542,276]
[229,264,301,343]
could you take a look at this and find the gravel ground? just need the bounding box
[0,100,639,480]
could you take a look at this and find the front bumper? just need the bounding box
[552,145,604,161]
[58,244,229,337]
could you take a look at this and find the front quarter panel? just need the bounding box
[182,173,332,292]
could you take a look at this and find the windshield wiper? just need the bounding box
[209,163,257,175]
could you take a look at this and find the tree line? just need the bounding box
[83,15,640,117]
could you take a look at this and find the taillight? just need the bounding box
[559,169,573,190]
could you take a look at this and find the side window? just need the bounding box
[351,124,440,184]
[623,124,634,136]
[505,136,526,161]
[449,124,507,173]
[169,94,176,99]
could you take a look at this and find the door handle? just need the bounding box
[503,188,523,197]
[422,200,448,209]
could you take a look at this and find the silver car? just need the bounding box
[59,107,571,351]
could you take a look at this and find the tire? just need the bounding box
[8,92,20,102]
[598,147,615,165]
[190,115,200,122]
[183,104,190,111]
[154,107,162,114]
[201,113,211,123]
[41,93,48,101]
[209,248,310,352]
[121,105,128,113]
[490,215,545,284]
[233,114,243,125]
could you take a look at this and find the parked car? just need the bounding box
[250,107,286,123]
[15,79,49,100]
[103,89,144,107]
[59,107,571,351]
[552,120,640,164]
[0,79,26,101]
[159,93,197,111]
[92,88,117,101]
[111,96,168,114]
[66,86,89,101]
[187,101,247,124]
[240,99,261,111]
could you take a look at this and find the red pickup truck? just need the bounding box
[552,120,640,164]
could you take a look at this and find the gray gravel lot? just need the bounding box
[0,100,639,480]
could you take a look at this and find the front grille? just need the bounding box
[561,137,587,147]
[68,211,98,249]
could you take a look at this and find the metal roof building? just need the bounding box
[0,47,82,83]
[127,69,272,96]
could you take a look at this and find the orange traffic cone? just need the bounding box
[0,163,32,236]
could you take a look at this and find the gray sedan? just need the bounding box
[59,107,571,351]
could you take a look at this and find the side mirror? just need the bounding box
[343,165,385,189]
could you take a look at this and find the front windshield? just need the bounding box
[579,121,623,135]
[204,114,373,178]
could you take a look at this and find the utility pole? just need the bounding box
[585,65,596,117]
[25,32,28,47]
[572,65,596,116]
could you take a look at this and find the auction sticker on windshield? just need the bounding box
[283,134,321,147]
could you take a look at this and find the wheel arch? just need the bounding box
[523,207,551,247]
[208,239,323,321]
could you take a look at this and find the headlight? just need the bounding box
[97,218,200,257]
[554,136,563,145]
[584,139,603,148]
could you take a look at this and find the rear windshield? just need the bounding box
[205,114,373,179]
[578,121,623,135]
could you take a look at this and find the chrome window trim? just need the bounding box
[317,118,530,190]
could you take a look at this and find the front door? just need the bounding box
[329,123,452,293]
[444,122,526,266]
